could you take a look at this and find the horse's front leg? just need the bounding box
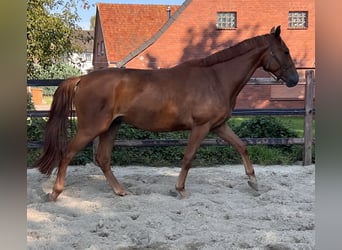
[213,123,258,191]
[176,124,210,198]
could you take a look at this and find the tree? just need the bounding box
[27,0,90,78]
[33,63,83,96]
[33,63,82,80]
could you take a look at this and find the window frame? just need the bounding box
[288,11,308,30]
[216,12,237,30]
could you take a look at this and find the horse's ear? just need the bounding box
[275,25,281,38]
[270,26,276,34]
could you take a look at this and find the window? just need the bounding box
[97,41,105,56]
[100,41,105,55]
[216,12,237,29]
[288,11,308,29]
[97,43,101,56]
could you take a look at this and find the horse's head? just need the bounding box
[263,26,299,87]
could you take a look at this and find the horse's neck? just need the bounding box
[212,45,268,95]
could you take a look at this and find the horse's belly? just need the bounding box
[122,109,191,132]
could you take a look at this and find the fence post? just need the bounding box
[303,70,315,165]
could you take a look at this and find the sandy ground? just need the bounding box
[27,164,315,250]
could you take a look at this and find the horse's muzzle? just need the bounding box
[285,73,299,87]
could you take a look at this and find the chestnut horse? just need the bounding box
[35,26,298,201]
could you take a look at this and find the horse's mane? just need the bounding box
[187,34,271,67]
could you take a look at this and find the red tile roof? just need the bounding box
[97,3,179,63]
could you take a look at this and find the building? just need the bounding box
[93,3,179,69]
[93,0,315,108]
[68,30,94,74]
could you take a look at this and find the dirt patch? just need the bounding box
[27,164,315,249]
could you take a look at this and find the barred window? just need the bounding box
[288,11,308,29]
[216,12,237,30]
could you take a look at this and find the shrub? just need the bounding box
[27,114,307,167]
[236,116,299,152]
[27,92,35,110]
[26,117,92,167]
[236,116,298,138]
[234,116,305,164]
[27,116,46,167]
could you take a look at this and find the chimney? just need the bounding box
[166,6,171,19]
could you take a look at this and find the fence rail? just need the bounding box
[27,70,315,165]
[27,108,308,118]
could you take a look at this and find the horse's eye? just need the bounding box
[284,50,289,55]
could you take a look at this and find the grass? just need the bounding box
[42,95,53,105]
[275,116,315,138]
[230,116,315,138]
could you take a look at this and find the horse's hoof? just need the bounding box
[115,189,131,196]
[248,180,259,191]
[168,189,178,197]
[45,193,57,202]
[177,189,190,199]
[179,193,190,199]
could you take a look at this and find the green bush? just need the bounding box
[27,114,309,167]
[27,117,92,167]
[42,86,58,96]
[236,116,299,153]
[27,92,35,110]
[236,116,298,138]
[234,116,307,164]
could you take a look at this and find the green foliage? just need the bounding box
[27,116,311,168]
[235,116,301,157]
[26,117,92,167]
[236,116,298,138]
[27,117,46,141]
[27,92,35,110]
[27,117,46,167]
[32,63,82,80]
[247,145,292,165]
[32,63,82,95]
[107,117,304,166]
[27,0,90,78]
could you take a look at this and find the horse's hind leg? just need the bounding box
[213,123,258,191]
[50,130,97,201]
[95,122,129,196]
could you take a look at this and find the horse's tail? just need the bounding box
[35,77,81,176]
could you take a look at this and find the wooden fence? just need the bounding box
[27,70,315,165]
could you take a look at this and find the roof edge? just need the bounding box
[116,0,192,68]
